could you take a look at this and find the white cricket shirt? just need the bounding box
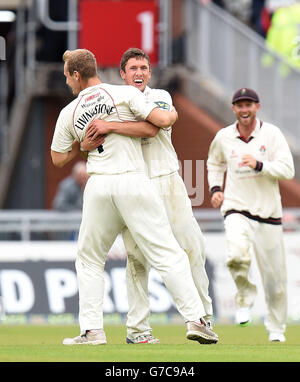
[207,119,295,219]
[51,83,157,175]
[142,86,179,178]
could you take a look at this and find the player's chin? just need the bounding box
[133,83,145,91]
[239,116,250,123]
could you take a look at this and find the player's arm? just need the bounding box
[80,150,88,160]
[146,106,178,128]
[51,140,80,168]
[129,87,178,128]
[259,129,294,180]
[51,108,82,168]
[81,119,158,151]
[88,119,158,138]
[207,133,227,209]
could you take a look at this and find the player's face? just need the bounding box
[64,62,81,96]
[120,57,151,92]
[232,100,260,129]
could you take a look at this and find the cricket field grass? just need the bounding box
[0,324,299,363]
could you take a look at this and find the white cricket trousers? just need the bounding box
[124,172,212,338]
[224,213,287,333]
[75,172,206,334]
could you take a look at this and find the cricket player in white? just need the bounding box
[207,88,294,342]
[51,49,218,345]
[82,48,213,344]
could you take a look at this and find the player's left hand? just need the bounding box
[81,134,106,152]
[241,154,257,169]
[86,119,111,138]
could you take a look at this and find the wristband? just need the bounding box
[254,161,263,172]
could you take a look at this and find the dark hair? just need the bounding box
[120,47,151,72]
[63,49,98,80]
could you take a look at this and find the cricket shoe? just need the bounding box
[186,318,219,344]
[206,320,214,330]
[63,329,107,345]
[126,334,160,344]
[235,307,251,326]
[269,332,286,342]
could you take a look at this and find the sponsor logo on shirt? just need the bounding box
[154,101,170,110]
[230,150,238,158]
[85,92,101,103]
[259,145,266,153]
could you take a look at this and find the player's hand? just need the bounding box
[241,154,257,169]
[81,134,106,152]
[170,106,178,123]
[211,191,224,209]
[86,119,111,138]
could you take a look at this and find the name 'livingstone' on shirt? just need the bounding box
[74,103,116,130]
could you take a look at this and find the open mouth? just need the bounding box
[241,114,250,120]
[134,78,143,85]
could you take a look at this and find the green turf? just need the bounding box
[0,324,299,362]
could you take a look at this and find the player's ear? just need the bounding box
[73,70,80,81]
[120,69,126,81]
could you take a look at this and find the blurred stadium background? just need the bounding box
[0,0,300,328]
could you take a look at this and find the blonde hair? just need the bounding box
[63,49,98,80]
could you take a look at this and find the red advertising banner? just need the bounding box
[78,0,159,67]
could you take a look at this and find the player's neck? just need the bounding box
[81,77,101,90]
[237,119,256,139]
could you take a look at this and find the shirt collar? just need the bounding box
[78,83,102,97]
[143,85,151,97]
[234,118,261,139]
